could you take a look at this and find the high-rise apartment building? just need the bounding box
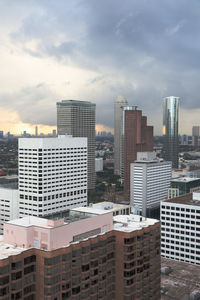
[123,107,153,200]
[161,192,200,265]
[192,126,200,148]
[57,100,96,190]
[18,135,88,218]
[130,152,172,218]
[114,95,128,176]
[0,210,160,300]
[163,96,180,169]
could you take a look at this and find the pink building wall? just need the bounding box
[4,213,113,250]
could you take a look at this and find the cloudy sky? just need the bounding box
[0,0,200,135]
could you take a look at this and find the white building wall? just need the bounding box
[95,158,103,172]
[161,200,200,265]
[0,188,19,234]
[18,135,88,218]
[130,161,172,216]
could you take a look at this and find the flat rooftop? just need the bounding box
[0,236,26,260]
[0,175,18,189]
[7,216,59,228]
[171,177,200,183]
[71,202,130,216]
[161,257,200,300]
[0,182,18,190]
[164,193,200,206]
[71,207,107,215]
[7,214,91,228]
[113,215,159,233]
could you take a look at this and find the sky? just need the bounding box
[0,0,200,135]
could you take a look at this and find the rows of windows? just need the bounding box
[19,190,87,200]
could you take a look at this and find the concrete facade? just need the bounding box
[114,95,128,176]
[95,158,103,172]
[57,100,96,190]
[18,135,88,218]
[161,192,200,265]
[130,152,172,217]
[0,187,19,234]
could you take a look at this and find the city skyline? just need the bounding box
[0,1,200,134]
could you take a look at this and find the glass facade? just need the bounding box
[163,96,180,168]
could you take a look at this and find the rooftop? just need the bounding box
[57,100,96,107]
[0,175,18,189]
[71,202,130,215]
[113,215,159,233]
[70,207,110,216]
[0,236,26,260]
[0,183,18,190]
[171,176,200,183]
[164,192,200,206]
[7,214,91,228]
[6,216,65,228]
[161,257,200,300]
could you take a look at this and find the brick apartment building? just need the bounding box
[0,209,160,300]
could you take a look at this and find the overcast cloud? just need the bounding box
[0,0,200,134]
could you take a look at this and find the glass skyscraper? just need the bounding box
[163,96,180,169]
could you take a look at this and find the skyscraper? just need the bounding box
[18,136,88,218]
[130,152,172,218]
[192,126,200,148]
[57,100,96,190]
[163,96,180,169]
[35,125,38,137]
[114,95,128,176]
[123,107,153,200]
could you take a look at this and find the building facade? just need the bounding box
[18,136,88,218]
[114,95,128,176]
[0,212,160,300]
[130,152,172,218]
[169,177,200,199]
[163,96,180,169]
[57,100,96,190]
[192,126,200,148]
[0,187,18,234]
[95,158,103,173]
[161,192,200,265]
[123,107,153,200]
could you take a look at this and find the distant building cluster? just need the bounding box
[96,131,113,137]
[1,94,200,299]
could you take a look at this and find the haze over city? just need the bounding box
[0,0,200,134]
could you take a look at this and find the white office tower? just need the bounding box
[18,135,88,218]
[130,152,172,218]
[161,192,200,265]
[114,95,128,176]
[0,187,19,234]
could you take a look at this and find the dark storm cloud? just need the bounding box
[4,0,200,129]
[0,84,57,125]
